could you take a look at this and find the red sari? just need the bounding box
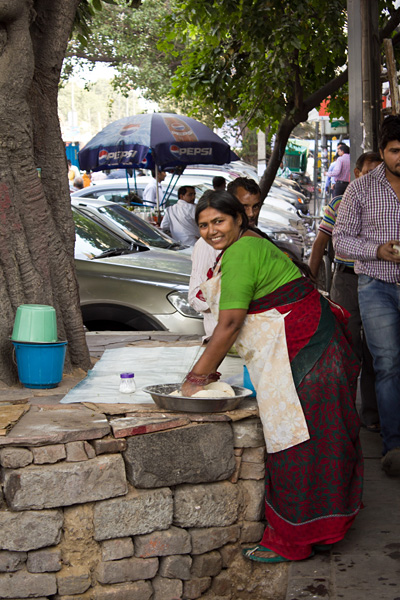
[249,278,363,560]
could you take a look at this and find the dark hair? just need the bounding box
[379,115,400,151]
[355,151,382,172]
[150,168,166,178]
[227,177,261,197]
[73,177,84,190]
[338,143,350,154]
[212,176,226,189]
[178,185,195,198]
[195,190,249,230]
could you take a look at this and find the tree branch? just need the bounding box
[303,68,348,117]
[65,50,121,63]
[379,7,400,41]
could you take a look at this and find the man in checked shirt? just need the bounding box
[333,115,400,476]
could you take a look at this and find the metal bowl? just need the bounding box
[142,383,254,413]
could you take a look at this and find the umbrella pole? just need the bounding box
[125,170,131,208]
[155,164,161,224]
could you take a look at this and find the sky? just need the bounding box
[71,62,116,85]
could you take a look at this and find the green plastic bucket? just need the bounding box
[12,341,67,389]
[11,304,57,343]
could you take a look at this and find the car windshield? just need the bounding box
[73,209,131,259]
[96,204,182,249]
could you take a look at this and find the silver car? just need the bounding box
[73,208,204,334]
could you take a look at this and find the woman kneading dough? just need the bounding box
[181,190,363,564]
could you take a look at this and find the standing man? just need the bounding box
[160,185,199,247]
[309,151,382,432]
[331,143,350,197]
[324,154,338,201]
[333,115,400,476]
[143,169,167,206]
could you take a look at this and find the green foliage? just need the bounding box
[65,0,400,140]
[72,0,143,46]
[160,0,350,133]
[65,0,176,105]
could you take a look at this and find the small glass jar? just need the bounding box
[119,373,136,394]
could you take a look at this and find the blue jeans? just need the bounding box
[358,275,400,454]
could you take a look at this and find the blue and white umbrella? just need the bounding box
[78,113,238,173]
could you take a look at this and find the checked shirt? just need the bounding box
[333,162,400,283]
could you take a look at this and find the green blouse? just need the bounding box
[219,236,301,310]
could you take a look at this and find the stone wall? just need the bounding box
[0,415,285,600]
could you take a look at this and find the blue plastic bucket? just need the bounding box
[12,341,68,389]
[243,365,256,397]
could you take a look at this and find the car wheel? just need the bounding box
[81,304,165,332]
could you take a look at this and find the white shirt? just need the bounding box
[91,171,108,182]
[160,200,200,247]
[188,237,219,339]
[143,180,163,206]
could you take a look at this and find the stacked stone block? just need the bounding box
[0,418,268,599]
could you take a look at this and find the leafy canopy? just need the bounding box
[65,0,179,105]
[160,0,349,132]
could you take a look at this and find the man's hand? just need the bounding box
[377,241,400,262]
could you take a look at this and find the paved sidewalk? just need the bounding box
[285,429,400,600]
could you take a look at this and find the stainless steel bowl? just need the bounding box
[142,383,253,413]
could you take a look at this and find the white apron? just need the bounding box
[201,270,310,453]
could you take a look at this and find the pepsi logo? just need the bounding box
[169,145,212,157]
[98,150,108,162]
[171,123,186,132]
[120,123,141,136]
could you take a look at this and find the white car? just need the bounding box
[72,177,211,209]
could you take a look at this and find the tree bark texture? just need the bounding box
[0,0,91,385]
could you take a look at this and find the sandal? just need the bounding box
[242,546,289,563]
[242,545,314,564]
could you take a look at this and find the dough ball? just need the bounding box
[192,389,231,398]
[168,390,182,396]
[205,381,235,397]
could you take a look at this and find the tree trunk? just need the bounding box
[258,68,349,201]
[0,0,91,385]
[259,117,296,201]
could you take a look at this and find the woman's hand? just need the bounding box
[181,381,204,397]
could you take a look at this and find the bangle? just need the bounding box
[184,371,221,385]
